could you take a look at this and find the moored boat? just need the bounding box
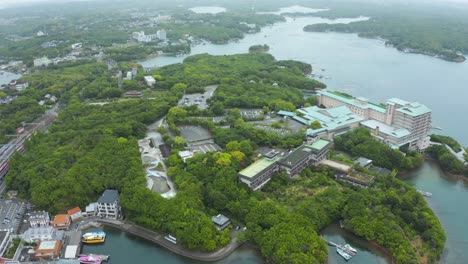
[82,231,106,244]
[344,244,357,255]
[79,255,102,264]
[337,247,352,261]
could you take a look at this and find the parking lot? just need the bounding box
[178,85,218,110]
[179,125,212,143]
[254,125,291,135]
[188,140,222,154]
[239,109,264,120]
[0,199,26,232]
[189,116,226,123]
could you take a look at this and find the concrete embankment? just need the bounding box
[96,220,240,262]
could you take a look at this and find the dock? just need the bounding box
[324,240,357,258]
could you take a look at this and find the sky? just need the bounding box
[1,0,468,9]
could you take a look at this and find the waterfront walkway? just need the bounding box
[81,217,241,262]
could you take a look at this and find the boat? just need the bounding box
[78,255,102,264]
[344,244,357,255]
[337,247,352,261]
[82,231,106,244]
[417,190,432,197]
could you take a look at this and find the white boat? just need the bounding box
[344,244,357,255]
[337,247,352,261]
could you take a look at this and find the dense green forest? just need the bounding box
[152,53,324,109]
[0,62,126,144]
[430,134,462,152]
[427,145,468,176]
[302,2,468,62]
[4,50,446,262]
[334,128,423,171]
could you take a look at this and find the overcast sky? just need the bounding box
[2,0,468,9]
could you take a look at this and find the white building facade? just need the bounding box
[97,190,121,219]
[317,89,432,150]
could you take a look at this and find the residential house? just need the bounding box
[211,214,230,230]
[51,214,70,230]
[67,207,82,222]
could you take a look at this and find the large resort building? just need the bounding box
[279,89,432,151]
[238,139,332,190]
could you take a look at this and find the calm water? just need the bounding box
[133,8,468,264]
[189,6,227,14]
[0,71,21,86]
[322,224,390,264]
[140,15,468,146]
[82,227,263,264]
[403,162,468,263]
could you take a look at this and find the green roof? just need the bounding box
[306,139,331,151]
[318,90,386,114]
[239,157,280,179]
[396,103,431,117]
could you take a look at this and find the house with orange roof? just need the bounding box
[51,214,70,230]
[67,207,82,222]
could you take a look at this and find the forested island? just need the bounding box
[301,2,468,62]
[249,44,270,53]
[5,52,446,263]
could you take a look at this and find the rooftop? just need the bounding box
[37,240,59,250]
[238,157,280,179]
[307,139,331,152]
[64,245,78,259]
[279,146,311,168]
[355,157,373,167]
[360,119,411,139]
[211,214,230,226]
[396,102,431,117]
[52,214,70,225]
[342,172,375,186]
[67,207,81,216]
[297,105,365,132]
[277,110,296,117]
[317,90,387,114]
[98,189,119,204]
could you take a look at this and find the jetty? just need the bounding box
[325,240,358,260]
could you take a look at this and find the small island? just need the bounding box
[249,44,270,53]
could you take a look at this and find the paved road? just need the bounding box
[80,217,241,262]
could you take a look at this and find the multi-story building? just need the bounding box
[278,139,332,177]
[238,139,332,190]
[238,152,281,191]
[97,189,120,219]
[33,56,52,67]
[29,211,50,228]
[279,105,364,140]
[51,214,71,230]
[0,231,10,256]
[316,89,432,150]
[156,29,167,41]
